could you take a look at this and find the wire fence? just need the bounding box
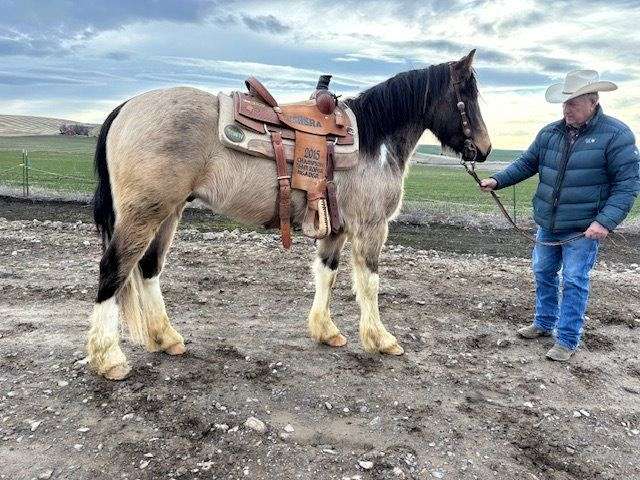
[0,148,529,227]
[0,149,527,218]
[0,149,97,196]
[2,146,636,227]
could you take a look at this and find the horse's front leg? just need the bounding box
[351,223,404,355]
[307,232,348,347]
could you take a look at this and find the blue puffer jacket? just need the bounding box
[492,105,640,231]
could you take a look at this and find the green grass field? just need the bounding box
[404,162,540,215]
[0,136,637,220]
[0,136,97,192]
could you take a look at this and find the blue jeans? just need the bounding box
[532,227,600,350]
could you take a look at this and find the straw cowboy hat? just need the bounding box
[545,69,618,103]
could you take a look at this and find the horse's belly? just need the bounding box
[197,155,306,226]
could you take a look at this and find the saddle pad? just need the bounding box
[217,93,359,171]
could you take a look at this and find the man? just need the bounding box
[480,70,640,361]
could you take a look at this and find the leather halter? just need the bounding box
[448,62,478,163]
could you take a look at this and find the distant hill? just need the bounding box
[0,114,100,137]
[416,144,523,163]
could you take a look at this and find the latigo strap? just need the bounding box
[270,131,292,249]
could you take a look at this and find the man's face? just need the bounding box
[563,94,597,126]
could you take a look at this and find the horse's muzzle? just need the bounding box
[462,139,478,162]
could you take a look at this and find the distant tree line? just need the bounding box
[59,123,91,136]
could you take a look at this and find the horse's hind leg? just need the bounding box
[137,205,185,355]
[308,232,347,347]
[87,207,171,380]
[351,223,404,355]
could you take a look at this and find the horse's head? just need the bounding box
[428,49,491,162]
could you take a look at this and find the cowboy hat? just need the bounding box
[545,69,617,103]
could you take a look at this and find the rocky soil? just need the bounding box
[0,212,639,480]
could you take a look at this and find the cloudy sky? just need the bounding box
[1,0,639,149]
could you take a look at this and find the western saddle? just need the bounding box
[218,75,358,249]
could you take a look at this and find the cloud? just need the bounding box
[0,0,223,58]
[157,56,377,90]
[0,36,59,57]
[379,39,513,66]
[563,37,640,73]
[499,10,545,30]
[0,0,638,148]
[103,51,132,61]
[553,0,640,7]
[475,68,553,88]
[240,14,290,34]
[0,0,219,33]
[0,71,94,86]
[527,55,582,74]
[478,10,546,34]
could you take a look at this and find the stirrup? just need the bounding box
[302,199,331,239]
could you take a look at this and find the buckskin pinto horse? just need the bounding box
[87,50,491,380]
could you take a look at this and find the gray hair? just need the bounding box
[585,92,599,104]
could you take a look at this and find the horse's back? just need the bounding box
[109,86,220,160]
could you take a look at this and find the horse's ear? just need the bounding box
[455,49,476,72]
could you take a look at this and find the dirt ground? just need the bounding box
[2,195,640,263]
[1,199,639,480]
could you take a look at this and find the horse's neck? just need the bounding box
[379,124,426,175]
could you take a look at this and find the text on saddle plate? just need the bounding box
[292,132,327,193]
[283,114,324,129]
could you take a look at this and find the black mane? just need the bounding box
[346,63,479,159]
[346,64,448,156]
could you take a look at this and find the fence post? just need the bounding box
[22,149,26,197]
[25,150,30,197]
[512,184,517,224]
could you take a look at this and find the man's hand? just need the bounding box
[584,221,609,240]
[479,178,498,192]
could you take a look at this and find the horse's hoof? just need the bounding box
[382,344,404,356]
[325,334,347,348]
[165,343,186,356]
[104,363,131,381]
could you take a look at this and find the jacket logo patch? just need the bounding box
[585,137,596,144]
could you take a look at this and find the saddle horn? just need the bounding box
[316,75,332,90]
[313,75,337,115]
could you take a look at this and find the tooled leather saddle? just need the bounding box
[218,75,358,249]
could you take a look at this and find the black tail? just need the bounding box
[93,101,127,251]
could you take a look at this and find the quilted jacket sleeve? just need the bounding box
[595,129,640,231]
[491,131,542,190]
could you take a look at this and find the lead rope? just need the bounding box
[461,160,585,247]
